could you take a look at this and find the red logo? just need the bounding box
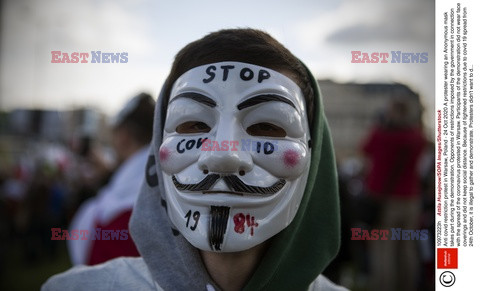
[437,248,458,269]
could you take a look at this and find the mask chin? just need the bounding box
[162,167,310,252]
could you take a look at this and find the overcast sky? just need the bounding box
[0,0,434,124]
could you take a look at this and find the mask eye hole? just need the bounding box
[176,121,211,134]
[246,122,286,137]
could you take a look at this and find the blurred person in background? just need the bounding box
[68,134,112,210]
[361,99,426,291]
[67,93,155,265]
[417,140,436,291]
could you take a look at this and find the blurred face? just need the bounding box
[111,127,126,160]
[159,62,311,252]
[386,102,409,126]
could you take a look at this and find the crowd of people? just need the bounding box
[0,93,155,284]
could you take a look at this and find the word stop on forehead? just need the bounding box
[202,65,271,84]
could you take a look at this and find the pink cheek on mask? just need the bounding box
[159,147,170,162]
[283,149,300,168]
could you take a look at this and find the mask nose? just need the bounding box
[198,142,253,175]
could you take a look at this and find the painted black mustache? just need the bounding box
[172,174,286,195]
[172,174,220,191]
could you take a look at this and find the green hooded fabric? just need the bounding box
[243,65,341,290]
[42,61,341,291]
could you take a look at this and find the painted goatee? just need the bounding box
[209,206,230,251]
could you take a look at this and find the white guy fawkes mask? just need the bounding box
[159,62,311,252]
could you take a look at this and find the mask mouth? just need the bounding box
[172,174,286,196]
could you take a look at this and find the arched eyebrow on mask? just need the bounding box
[237,94,296,111]
[170,92,217,107]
